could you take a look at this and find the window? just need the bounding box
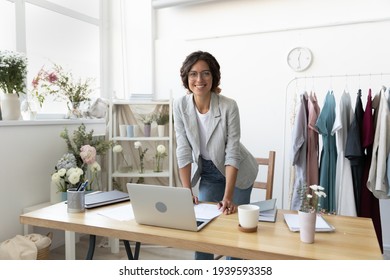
[1,0,101,116]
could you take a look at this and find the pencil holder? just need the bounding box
[67,188,85,213]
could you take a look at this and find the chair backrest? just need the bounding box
[253,151,276,200]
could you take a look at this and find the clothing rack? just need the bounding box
[282,72,390,210]
[286,73,390,94]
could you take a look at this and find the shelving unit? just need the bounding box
[108,98,173,190]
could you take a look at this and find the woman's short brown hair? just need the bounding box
[180,51,221,93]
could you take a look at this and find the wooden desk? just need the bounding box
[19,201,383,260]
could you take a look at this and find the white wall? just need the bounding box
[150,0,390,252]
[0,120,106,243]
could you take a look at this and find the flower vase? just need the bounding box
[139,158,145,174]
[0,93,21,120]
[298,210,317,243]
[67,101,82,119]
[157,125,165,137]
[50,181,62,204]
[154,157,163,172]
[144,124,151,137]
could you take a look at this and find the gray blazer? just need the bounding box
[173,92,258,189]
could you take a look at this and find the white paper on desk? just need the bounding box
[194,203,222,220]
[283,213,335,232]
[97,204,134,221]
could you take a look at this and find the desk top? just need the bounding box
[20,202,383,260]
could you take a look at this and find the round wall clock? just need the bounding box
[287,47,313,72]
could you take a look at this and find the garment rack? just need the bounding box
[286,73,390,92]
[282,73,390,210]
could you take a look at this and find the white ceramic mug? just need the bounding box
[238,204,259,229]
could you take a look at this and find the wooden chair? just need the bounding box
[214,150,276,260]
[253,151,276,201]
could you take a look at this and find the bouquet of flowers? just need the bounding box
[0,50,28,95]
[299,184,327,213]
[31,63,94,116]
[51,124,112,192]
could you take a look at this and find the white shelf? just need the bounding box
[108,98,173,189]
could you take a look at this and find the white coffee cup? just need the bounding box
[119,125,127,137]
[238,204,260,229]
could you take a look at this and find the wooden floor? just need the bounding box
[48,235,196,260]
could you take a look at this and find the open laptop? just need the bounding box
[126,183,218,231]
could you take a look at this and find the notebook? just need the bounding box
[84,190,130,209]
[126,183,220,231]
[251,198,278,222]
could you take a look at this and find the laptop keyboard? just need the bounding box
[196,220,205,227]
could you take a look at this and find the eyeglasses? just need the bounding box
[188,70,212,80]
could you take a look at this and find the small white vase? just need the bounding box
[157,124,165,137]
[298,210,317,243]
[0,93,21,120]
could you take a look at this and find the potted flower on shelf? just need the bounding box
[139,113,154,137]
[155,112,169,137]
[154,144,167,172]
[0,50,28,120]
[298,184,327,243]
[31,63,94,118]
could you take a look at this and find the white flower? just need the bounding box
[51,173,61,182]
[57,168,66,177]
[113,144,123,153]
[68,172,81,185]
[89,161,101,172]
[134,141,142,149]
[157,145,166,154]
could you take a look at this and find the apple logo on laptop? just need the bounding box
[155,202,167,213]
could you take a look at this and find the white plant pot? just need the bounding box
[157,125,165,137]
[298,210,317,243]
[1,93,21,120]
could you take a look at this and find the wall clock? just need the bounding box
[287,47,313,72]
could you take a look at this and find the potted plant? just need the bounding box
[139,113,154,137]
[0,50,28,120]
[154,107,169,137]
[298,184,327,243]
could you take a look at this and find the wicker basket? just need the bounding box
[36,232,53,260]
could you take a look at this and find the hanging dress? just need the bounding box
[315,91,337,212]
[360,88,383,253]
[345,89,365,215]
[306,92,320,187]
[332,90,356,216]
[290,92,308,210]
[367,87,390,199]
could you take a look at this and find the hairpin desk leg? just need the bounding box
[86,234,96,260]
[123,240,141,260]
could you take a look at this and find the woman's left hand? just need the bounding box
[218,200,236,215]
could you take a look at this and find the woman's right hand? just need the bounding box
[192,195,199,204]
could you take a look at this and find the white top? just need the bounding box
[196,108,211,160]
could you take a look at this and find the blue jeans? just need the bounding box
[195,158,253,260]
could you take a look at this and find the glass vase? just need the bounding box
[139,158,145,174]
[154,156,163,172]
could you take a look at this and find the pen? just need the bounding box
[78,180,88,192]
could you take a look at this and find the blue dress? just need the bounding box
[316,91,337,212]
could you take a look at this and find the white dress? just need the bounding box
[331,91,356,216]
